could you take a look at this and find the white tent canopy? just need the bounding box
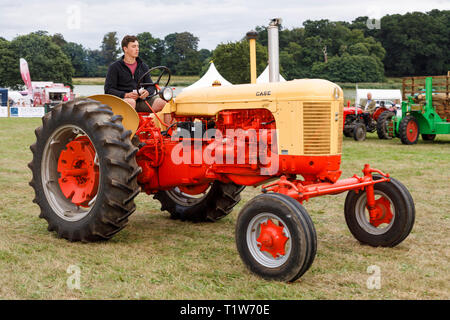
[355,89,402,106]
[7,91,25,102]
[182,62,232,91]
[256,65,286,83]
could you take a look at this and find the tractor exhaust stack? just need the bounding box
[268,18,282,82]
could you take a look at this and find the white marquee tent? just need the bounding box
[182,62,232,91]
[256,66,286,83]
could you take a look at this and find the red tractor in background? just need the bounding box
[343,101,397,141]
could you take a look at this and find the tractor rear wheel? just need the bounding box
[399,115,419,145]
[344,175,415,247]
[353,122,366,141]
[28,99,141,242]
[154,182,245,222]
[421,134,436,141]
[376,111,395,139]
[235,193,317,282]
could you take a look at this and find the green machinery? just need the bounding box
[380,75,450,144]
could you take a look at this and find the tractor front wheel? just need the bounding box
[344,176,415,247]
[353,122,366,141]
[235,193,317,282]
[399,115,419,145]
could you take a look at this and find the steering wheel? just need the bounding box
[136,66,171,97]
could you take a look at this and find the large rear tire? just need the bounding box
[28,99,141,242]
[154,182,245,222]
[235,193,317,282]
[376,111,395,139]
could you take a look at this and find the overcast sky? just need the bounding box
[0,0,448,50]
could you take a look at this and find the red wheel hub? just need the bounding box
[57,136,99,207]
[256,219,289,258]
[406,120,418,142]
[368,196,394,227]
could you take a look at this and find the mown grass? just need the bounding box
[0,117,448,300]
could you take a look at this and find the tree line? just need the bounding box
[0,9,448,89]
[0,30,211,89]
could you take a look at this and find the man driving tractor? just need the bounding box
[104,35,167,113]
[360,92,376,125]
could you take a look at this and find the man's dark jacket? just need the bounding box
[104,56,155,98]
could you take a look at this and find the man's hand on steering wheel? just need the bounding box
[136,66,172,101]
[139,89,150,100]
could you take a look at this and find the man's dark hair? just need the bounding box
[121,35,138,51]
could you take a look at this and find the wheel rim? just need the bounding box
[166,184,212,206]
[355,190,395,235]
[57,136,99,207]
[246,213,291,268]
[406,120,418,142]
[41,125,100,222]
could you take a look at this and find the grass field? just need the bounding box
[0,117,449,300]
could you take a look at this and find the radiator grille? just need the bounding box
[337,101,343,153]
[303,102,331,154]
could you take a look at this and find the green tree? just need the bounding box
[348,43,369,56]
[51,33,67,47]
[101,32,120,66]
[0,39,17,88]
[163,32,201,75]
[198,49,211,63]
[1,33,73,89]
[351,10,450,76]
[255,19,386,82]
[62,42,89,77]
[311,54,384,82]
[212,40,267,84]
[137,32,164,67]
[86,49,107,77]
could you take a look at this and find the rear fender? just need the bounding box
[88,94,139,136]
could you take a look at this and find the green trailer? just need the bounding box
[380,75,450,144]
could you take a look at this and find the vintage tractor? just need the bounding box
[343,102,397,141]
[377,75,450,144]
[29,66,415,282]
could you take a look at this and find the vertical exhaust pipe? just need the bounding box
[268,18,282,82]
[246,30,258,84]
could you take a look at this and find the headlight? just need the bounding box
[333,87,340,100]
[159,87,173,101]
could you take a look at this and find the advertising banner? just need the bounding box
[9,107,45,117]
